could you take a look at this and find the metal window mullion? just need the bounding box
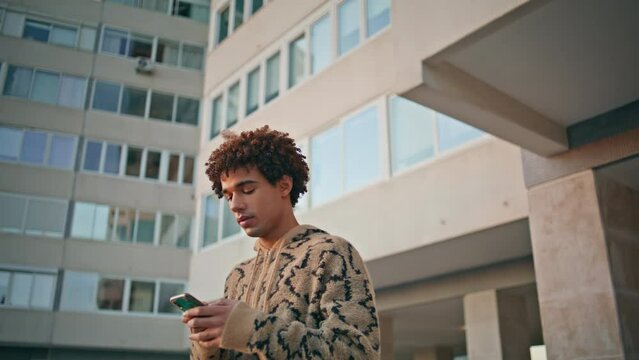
[177,153,184,185]
[119,143,127,176]
[122,278,131,313]
[151,36,158,62]
[378,96,391,180]
[171,95,178,123]
[26,68,36,100]
[140,148,148,179]
[110,207,119,242]
[303,29,310,81]
[432,109,440,156]
[133,210,140,243]
[216,199,223,243]
[159,150,168,183]
[55,72,64,106]
[28,272,36,308]
[22,197,32,235]
[153,211,161,246]
[98,140,106,173]
[144,88,151,119]
[43,132,52,167]
[117,83,124,114]
[153,279,160,314]
[258,59,266,108]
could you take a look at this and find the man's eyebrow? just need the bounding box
[222,179,258,193]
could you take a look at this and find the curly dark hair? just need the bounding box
[204,125,309,206]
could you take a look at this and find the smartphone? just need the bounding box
[170,292,205,312]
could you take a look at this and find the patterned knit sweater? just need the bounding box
[190,225,380,359]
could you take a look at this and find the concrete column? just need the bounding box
[413,346,454,360]
[528,170,639,359]
[379,315,394,360]
[463,289,531,360]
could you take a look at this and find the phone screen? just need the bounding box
[171,293,204,312]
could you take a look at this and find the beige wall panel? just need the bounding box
[84,111,199,154]
[205,0,326,91]
[74,173,195,215]
[5,0,102,23]
[51,311,189,350]
[92,56,204,98]
[0,36,94,76]
[0,234,65,269]
[0,309,55,344]
[103,2,208,44]
[0,163,75,199]
[0,98,84,135]
[62,239,190,279]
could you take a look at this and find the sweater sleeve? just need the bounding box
[220,239,380,359]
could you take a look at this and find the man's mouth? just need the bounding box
[237,215,254,227]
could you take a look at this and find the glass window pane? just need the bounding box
[311,15,331,75]
[182,156,194,184]
[222,201,241,239]
[104,143,122,175]
[338,0,360,56]
[79,27,97,51]
[102,27,128,55]
[58,75,87,109]
[10,273,33,306]
[25,199,67,237]
[344,107,380,191]
[202,195,219,247]
[30,274,56,309]
[0,194,27,233]
[143,0,170,12]
[366,0,390,37]
[246,67,260,116]
[125,146,143,177]
[160,214,176,246]
[48,134,76,169]
[310,126,342,206]
[233,0,244,30]
[149,92,174,121]
[167,154,180,182]
[97,278,124,310]
[129,281,155,312]
[264,52,279,104]
[92,81,121,112]
[114,208,135,242]
[295,142,309,211]
[121,86,147,117]
[389,97,436,173]
[23,19,50,42]
[83,141,102,171]
[251,0,263,14]
[3,65,33,98]
[189,3,210,22]
[156,39,179,66]
[226,82,239,127]
[176,97,199,125]
[60,271,99,311]
[128,33,153,58]
[20,130,47,165]
[0,127,22,161]
[2,11,26,37]
[176,215,191,248]
[437,113,484,152]
[145,150,161,179]
[71,202,95,239]
[181,44,203,70]
[217,7,230,44]
[0,272,9,305]
[288,35,306,88]
[158,283,184,313]
[30,70,60,105]
[210,96,223,139]
[51,24,78,47]
[92,204,110,240]
[136,211,156,244]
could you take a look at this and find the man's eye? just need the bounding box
[243,189,255,194]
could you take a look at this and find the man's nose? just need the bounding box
[229,195,246,212]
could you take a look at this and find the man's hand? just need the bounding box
[182,298,240,349]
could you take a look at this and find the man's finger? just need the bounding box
[184,303,229,318]
[187,316,224,329]
[188,327,222,342]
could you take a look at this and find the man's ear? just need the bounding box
[278,175,293,198]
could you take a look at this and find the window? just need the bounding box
[0,272,9,306]
[20,130,47,165]
[233,0,245,30]
[182,156,194,184]
[83,141,103,171]
[0,270,57,309]
[58,75,87,109]
[338,0,360,56]
[389,96,436,173]
[202,195,220,247]
[0,127,22,161]
[24,198,68,237]
[217,6,230,44]
[126,146,143,177]
[173,0,210,22]
[160,214,177,246]
[3,65,32,98]
[176,215,192,248]
[310,14,331,74]
[437,113,484,152]
[149,92,174,121]
[22,18,85,48]
[113,207,135,242]
[0,193,27,234]
[156,39,179,66]
[48,134,76,169]
[23,19,50,42]
[128,33,153,58]
[136,211,156,244]
[79,27,97,51]
[264,52,280,103]
[288,35,307,88]
[366,0,390,37]
[175,97,199,125]
[251,0,264,14]
[121,86,147,117]
[92,81,121,112]
[1,11,25,37]
[129,281,155,312]
[104,144,122,175]
[30,70,59,105]
[210,96,223,139]
[343,106,380,191]
[226,82,239,127]
[167,153,180,182]
[0,126,77,170]
[71,202,110,240]
[222,201,241,239]
[50,24,78,47]
[101,27,128,55]
[246,67,260,116]
[158,283,184,313]
[145,150,161,179]
[181,44,204,70]
[59,271,100,312]
[97,277,124,310]
[310,126,341,206]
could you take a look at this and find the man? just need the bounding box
[182,126,380,359]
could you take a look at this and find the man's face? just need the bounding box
[220,166,290,239]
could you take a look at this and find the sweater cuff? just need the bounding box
[220,301,260,353]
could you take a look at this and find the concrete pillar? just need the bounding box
[528,170,639,359]
[379,315,394,360]
[463,289,531,360]
[413,346,454,360]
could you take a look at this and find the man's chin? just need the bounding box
[243,227,261,238]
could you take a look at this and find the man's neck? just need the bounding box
[258,213,299,250]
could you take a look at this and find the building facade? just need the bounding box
[1,0,638,359]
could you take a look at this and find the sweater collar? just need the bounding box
[252,224,323,252]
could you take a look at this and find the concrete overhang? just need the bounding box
[401,0,639,156]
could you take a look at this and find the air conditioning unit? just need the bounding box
[135,57,155,74]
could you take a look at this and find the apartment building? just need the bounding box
[1,0,638,359]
